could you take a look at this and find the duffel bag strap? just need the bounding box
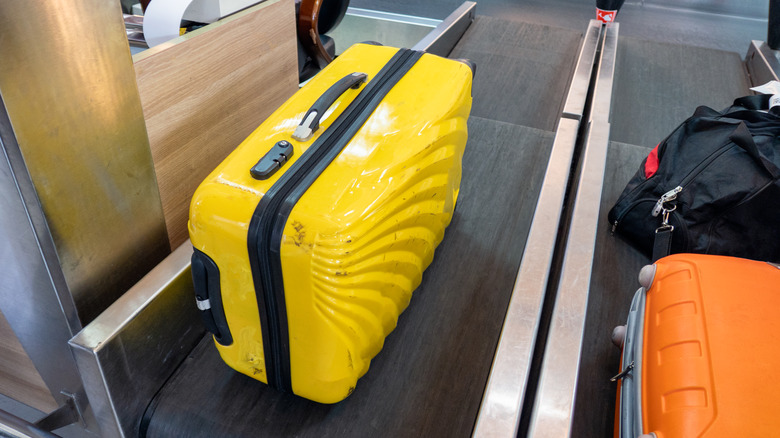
[733,94,780,116]
[733,94,771,110]
[652,228,673,262]
[652,208,674,262]
[729,122,780,179]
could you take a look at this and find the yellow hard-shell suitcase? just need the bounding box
[188,44,473,403]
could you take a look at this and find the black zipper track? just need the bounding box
[247,48,423,393]
[612,141,735,230]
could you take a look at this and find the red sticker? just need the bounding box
[596,8,617,22]
[645,144,660,179]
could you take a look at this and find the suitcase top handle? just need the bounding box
[292,72,368,142]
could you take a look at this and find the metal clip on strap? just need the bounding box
[652,204,675,261]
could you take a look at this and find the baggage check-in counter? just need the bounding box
[68,4,589,437]
[1,1,777,437]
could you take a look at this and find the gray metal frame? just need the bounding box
[745,40,780,87]
[617,286,648,438]
[69,242,203,438]
[472,20,603,438]
[346,7,441,28]
[412,2,476,56]
[0,94,87,422]
[0,408,58,438]
[0,0,170,433]
[527,22,619,438]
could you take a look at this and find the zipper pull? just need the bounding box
[610,361,635,382]
[611,221,618,234]
[651,186,682,217]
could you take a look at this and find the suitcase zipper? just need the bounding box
[248,48,424,393]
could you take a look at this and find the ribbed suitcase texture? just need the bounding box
[188,44,473,403]
[616,254,780,437]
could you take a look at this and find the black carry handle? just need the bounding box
[729,122,780,179]
[292,72,368,141]
[733,94,771,110]
[191,249,233,346]
[733,94,780,116]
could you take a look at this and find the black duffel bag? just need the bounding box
[608,94,780,262]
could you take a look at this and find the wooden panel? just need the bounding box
[134,0,299,248]
[0,311,57,413]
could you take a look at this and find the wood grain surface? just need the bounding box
[134,0,299,248]
[0,311,57,413]
[142,117,556,438]
[449,17,582,131]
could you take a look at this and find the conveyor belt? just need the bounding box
[140,18,584,437]
[570,37,752,437]
[609,36,752,146]
[449,16,582,130]
[141,118,554,438]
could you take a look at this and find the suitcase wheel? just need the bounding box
[611,325,626,348]
[638,264,656,289]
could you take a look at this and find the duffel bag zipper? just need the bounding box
[247,48,423,393]
[612,141,735,233]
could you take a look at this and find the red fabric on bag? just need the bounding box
[645,144,660,178]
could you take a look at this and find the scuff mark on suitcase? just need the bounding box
[290,221,310,250]
[215,176,261,195]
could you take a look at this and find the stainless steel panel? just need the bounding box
[472,21,603,438]
[327,9,438,56]
[344,7,440,27]
[412,2,476,56]
[562,20,602,120]
[0,96,92,429]
[69,243,204,438]
[0,0,170,326]
[471,119,578,438]
[528,22,619,438]
[745,40,780,87]
[0,408,57,438]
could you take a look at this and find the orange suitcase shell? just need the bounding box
[615,254,780,438]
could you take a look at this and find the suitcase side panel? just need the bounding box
[642,254,780,437]
[280,53,473,402]
[617,287,646,438]
[189,44,404,383]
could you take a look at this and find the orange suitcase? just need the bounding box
[613,254,780,438]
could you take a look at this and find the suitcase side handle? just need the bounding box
[191,248,233,346]
[292,72,368,141]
